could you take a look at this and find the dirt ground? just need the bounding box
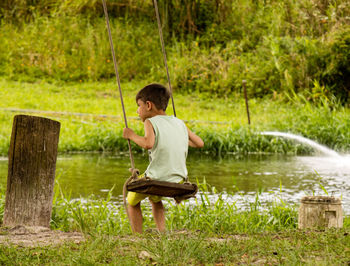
[0,225,85,247]
[0,226,250,248]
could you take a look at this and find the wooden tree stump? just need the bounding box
[3,115,60,228]
[298,196,343,229]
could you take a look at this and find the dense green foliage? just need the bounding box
[0,0,349,102]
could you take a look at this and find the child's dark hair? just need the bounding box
[136,83,170,111]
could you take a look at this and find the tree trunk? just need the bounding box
[3,115,60,228]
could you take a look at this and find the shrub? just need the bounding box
[320,26,350,103]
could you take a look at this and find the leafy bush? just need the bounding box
[0,0,349,101]
[0,16,161,82]
[319,26,350,103]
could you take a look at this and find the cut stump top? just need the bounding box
[300,196,341,204]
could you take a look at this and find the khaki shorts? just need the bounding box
[127,173,162,206]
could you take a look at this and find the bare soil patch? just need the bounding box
[0,227,249,248]
[0,225,85,247]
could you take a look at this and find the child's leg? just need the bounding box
[127,192,148,234]
[128,202,143,234]
[150,200,165,232]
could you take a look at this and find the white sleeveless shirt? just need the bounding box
[145,115,188,183]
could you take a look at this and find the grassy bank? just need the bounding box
[0,185,349,265]
[0,79,350,155]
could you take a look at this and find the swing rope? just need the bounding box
[102,0,196,207]
[152,0,176,117]
[102,0,135,171]
[102,0,140,225]
[102,0,175,171]
[152,0,192,184]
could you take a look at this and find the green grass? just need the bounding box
[49,180,349,236]
[0,183,349,265]
[3,177,350,234]
[0,230,349,265]
[49,187,300,235]
[0,78,349,155]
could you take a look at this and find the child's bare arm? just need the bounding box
[187,128,204,148]
[123,120,155,149]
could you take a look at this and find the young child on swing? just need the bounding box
[122,83,204,233]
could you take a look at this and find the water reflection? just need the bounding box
[0,153,349,213]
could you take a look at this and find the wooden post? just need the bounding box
[3,115,60,228]
[298,196,343,229]
[242,80,251,125]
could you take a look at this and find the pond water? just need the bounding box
[0,152,349,214]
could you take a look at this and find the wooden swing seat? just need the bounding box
[127,178,197,198]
